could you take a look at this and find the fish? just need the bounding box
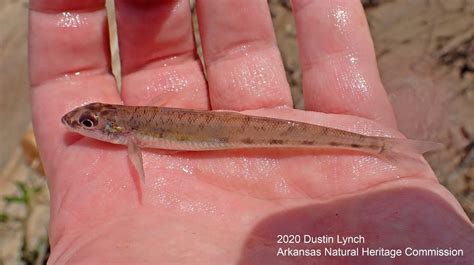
[61,102,442,183]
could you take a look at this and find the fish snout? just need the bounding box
[61,114,69,126]
[61,111,80,129]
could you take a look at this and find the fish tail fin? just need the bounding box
[383,138,444,155]
[374,138,444,172]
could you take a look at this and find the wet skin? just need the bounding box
[29,0,473,264]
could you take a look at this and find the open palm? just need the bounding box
[29,0,472,264]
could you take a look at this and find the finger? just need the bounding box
[29,0,121,174]
[292,0,397,127]
[196,0,292,111]
[115,0,208,109]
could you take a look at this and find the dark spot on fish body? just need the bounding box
[329,142,339,146]
[301,140,315,145]
[269,139,284,145]
[351,143,361,148]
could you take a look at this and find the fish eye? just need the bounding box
[78,113,98,128]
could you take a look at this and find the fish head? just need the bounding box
[61,102,128,144]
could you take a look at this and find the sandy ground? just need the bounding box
[0,0,472,263]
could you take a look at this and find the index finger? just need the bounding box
[29,0,121,173]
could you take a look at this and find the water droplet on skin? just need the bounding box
[180,165,193,174]
[229,54,280,99]
[179,201,195,212]
[334,53,369,94]
[353,72,369,93]
[144,70,189,93]
[348,55,358,65]
[62,71,82,80]
[332,7,350,31]
[274,178,291,195]
[57,12,88,28]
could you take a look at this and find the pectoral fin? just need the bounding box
[127,139,145,183]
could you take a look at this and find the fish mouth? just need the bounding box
[61,114,68,126]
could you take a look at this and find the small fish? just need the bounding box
[61,102,442,183]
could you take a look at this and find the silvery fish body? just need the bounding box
[61,102,441,182]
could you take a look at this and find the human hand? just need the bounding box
[29,0,473,264]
